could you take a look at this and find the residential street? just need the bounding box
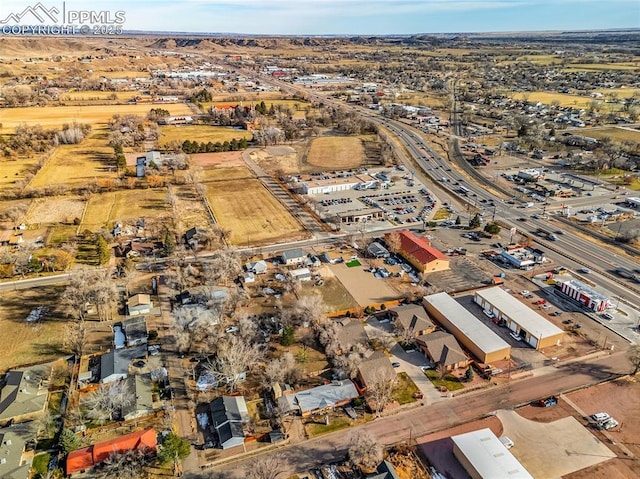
[203,350,628,478]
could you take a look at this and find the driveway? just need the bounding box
[364,317,444,405]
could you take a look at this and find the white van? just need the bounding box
[500,436,514,449]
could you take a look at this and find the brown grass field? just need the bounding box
[170,185,212,232]
[159,125,253,147]
[0,287,67,372]
[205,179,306,245]
[190,151,245,168]
[198,165,254,182]
[511,91,622,111]
[0,103,192,132]
[58,90,141,104]
[81,188,168,231]
[594,88,640,99]
[26,196,86,225]
[306,136,365,169]
[29,129,117,187]
[564,63,640,72]
[583,127,640,143]
[0,156,40,187]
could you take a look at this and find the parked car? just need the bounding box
[550,311,563,317]
[562,318,573,324]
[534,299,547,305]
[538,396,558,407]
[510,332,523,342]
[601,312,614,320]
[601,418,619,430]
[483,309,495,319]
[519,290,530,296]
[590,412,611,424]
[391,362,401,368]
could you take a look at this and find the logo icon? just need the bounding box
[0,2,60,24]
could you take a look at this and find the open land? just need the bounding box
[511,91,622,110]
[159,125,253,147]
[26,196,86,225]
[81,188,168,232]
[204,179,306,245]
[580,126,640,143]
[306,136,365,169]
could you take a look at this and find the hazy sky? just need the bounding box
[2,0,639,34]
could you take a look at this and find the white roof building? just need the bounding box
[452,428,534,479]
[474,287,564,350]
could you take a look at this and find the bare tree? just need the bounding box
[385,232,402,254]
[394,321,416,347]
[244,453,287,479]
[348,430,383,473]
[63,321,87,357]
[82,381,133,424]
[96,449,151,479]
[204,335,262,392]
[290,294,327,328]
[366,367,399,416]
[263,352,302,387]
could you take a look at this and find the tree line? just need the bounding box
[181,137,249,154]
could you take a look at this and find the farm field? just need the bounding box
[190,151,245,168]
[170,185,211,232]
[199,165,254,182]
[306,136,365,169]
[582,127,640,143]
[81,188,168,231]
[0,287,66,372]
[58,90,141,103]
[0,103,192,132]
[511,91,622,110]
[564,63,640,72]
[204,179,306,245]
[29,129,116,187]
[593,88,640,99]
[159,125,252,147]
[0,156,40,187]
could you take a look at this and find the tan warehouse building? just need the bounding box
[474,287,564,350]
[423,292,511,364]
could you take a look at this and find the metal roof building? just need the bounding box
[423,293,511,364]
[474,287,564,350]
[452,428,534,479]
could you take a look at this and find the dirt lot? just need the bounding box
[204,178,306,246]
[249,146,300,174]
[306,136,364,169]
[328,261,400,307]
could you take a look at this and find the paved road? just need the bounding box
[0,273,70,292]
[209,350,628,478]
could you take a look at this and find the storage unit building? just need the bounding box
[556,279,610,313]
[423,292,511,364]
[474,287,564,349]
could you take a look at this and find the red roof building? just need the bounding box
[388,230,449,273]
[66,428,157,475]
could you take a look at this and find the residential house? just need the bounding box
[184,227,207,248]
[122,375,154,421]
[356,351,396,390]
[122,317,148,347]
[387,230,449,273]
[335,318,369,355]
[367,241,389,259]
[0,422,38,479]
[0,364,51,426]
[99,345,147,383]
[242,272,256,284]
[66,428,157,475]
[127,294,152,316]
[389,304,436,338]
[277,380,359,417]
[245,260,268,275]
[366,460,401,479]
[415,331,470,372]
[280,249,307,266]
[210,396,249,449]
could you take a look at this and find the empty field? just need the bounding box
[190,151,245,168]
[59,90,141,102]
[81,188,168,231]
[205,179,305,245]
[0,287,67,372]
[306,136,365,169]
[0,156,39,187]
[29,129,116,187]
[26,196,86,225]
[159,125,252,146]
[511,91,621,110]
[594,88,640,99]
[564,63,640,72]
[170,185,211,231]
[0,103,192,132]
[199,165,254,182]
[582,127,640,143]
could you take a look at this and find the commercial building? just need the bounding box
[474,287,564,349]
[452,428,534,479]
[423,293,511,364]
[390,230,449,273]
[301,176,362,195]
[556,279,611,313]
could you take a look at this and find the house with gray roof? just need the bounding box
[0,364,50,426]
[210,396,249,449]
[367,241,389,259]
[0,422,38,479]
[277,380,359,417]
[122,375,154,421]
[280,249,307,266]
[99,345,147,383]
[122,317,148,347]
[245,260,268,274]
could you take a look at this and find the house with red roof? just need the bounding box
[387,230,449,273]
[66,428,157,475]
